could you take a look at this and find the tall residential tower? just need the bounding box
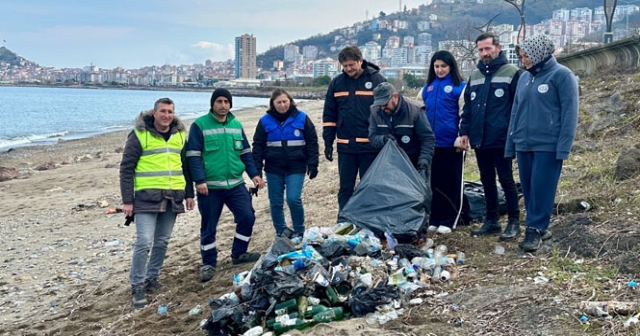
[234,34,257,79]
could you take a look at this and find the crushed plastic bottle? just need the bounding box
[421,238,434,251]
[456,252,466,265]
[434,245,447,259]
[274,259,307,274]
[411,257,436,270]
[384,230,398,250]
[188,304,203,316]
[277,247,313,262]
[398,258,417,278]
[494,245,505,255]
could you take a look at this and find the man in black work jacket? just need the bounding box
[322,46,386,212]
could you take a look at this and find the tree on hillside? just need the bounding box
[312,75,332,87]
[403,73,424,89]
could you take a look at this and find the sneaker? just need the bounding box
[499,218,521,241]
[436,225,452,234]
[131,284,148,308]
[541,229,553,241]
[471,219,501,236]
[427,225,438,232]
[232,252,261,265]
[200,265,217,282]
[519,227,542,252]
[144,278,162,294]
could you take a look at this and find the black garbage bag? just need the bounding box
[203,303,244,336]
[257,236,296,270]
[461,181,522,225]
[348,285,401,317]
[394,243,428,260]
[339,141,430,243]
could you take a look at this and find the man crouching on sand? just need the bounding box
[119,97,195,308]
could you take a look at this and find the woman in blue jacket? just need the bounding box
[506,34,578,252]
[252,88,319,236]
[422,50,467,234]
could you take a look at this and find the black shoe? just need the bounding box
[541,229,553,241]
[471,219,501,236]
[144,278,162,294]
[232,252,261,265]
[131,284,149,308]
[499,218,521,241]
[199,265,216,282]
[519,227,542,252]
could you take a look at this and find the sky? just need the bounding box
[1,0,428,69]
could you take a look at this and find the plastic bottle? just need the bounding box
[432,266,442,282]
[272,318,309,334]
[456,252,466,265]
[411,257,436,270]
[276,248,313,262]
[421,238,434,251]
[312,307,344,323]
[346,235,360,250]
[434,245,447,259]
[307,296,320,305]
[274,259,306,274]
[274,298,298,316]
[398,258,417,278]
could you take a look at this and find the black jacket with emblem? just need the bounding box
[459,52,521,149]
[322,60,386,154]
[368,95,435,167]
[119,111,194,213]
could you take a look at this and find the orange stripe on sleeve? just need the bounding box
[333,92,349,97]
[355,91,373,96]
[323,122,337,127]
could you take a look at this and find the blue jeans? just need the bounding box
[517,151,563,231]
[266,173,305,235]
[130,204,177,286]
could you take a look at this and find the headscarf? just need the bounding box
[518,34,555,68]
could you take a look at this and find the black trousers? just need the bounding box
[337,152,377,210]
[475,147,520,221]
[430,147,464,228]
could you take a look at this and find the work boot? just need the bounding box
[199,265,217,282]
[232,252,261,265]
[144,278,163,294]
[499,218,521,241]
[131,284,148,308]
[519,227,542,252]
[471,219,501,236]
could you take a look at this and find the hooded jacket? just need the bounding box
[119,111,194,213]
[322,60,387,154]
[460,51,521,148]
[505,35,579,160]
[252,106,319,176]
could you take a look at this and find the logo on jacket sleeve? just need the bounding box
[444,85,453,93]
[401,135,410,143]
[365,82,373,89]
[494,88,504,97]
[235,140,243,150]
[294,129,301,137]
[538,84,549,93]
[471,92,476,100]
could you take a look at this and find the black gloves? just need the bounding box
[383,134,396,144]
[248,186,259,197]
[308,166,318,180]
[417,162,430,182]
[324,144,333,162]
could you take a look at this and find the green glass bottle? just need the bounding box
[312,307,344,323]
[297,296,308,316]
[274,298,297,316]
[272,318,310,334]
[326,285,339,305]
[304,304,329,318]
[266,312,299,329]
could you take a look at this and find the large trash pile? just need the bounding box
[201,224,465,336]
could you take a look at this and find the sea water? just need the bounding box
[0,86,268,151]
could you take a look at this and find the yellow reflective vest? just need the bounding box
[133,129,186,191]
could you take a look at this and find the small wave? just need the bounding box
[0,131,70,151]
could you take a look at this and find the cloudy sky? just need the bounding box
[1,0,428,69]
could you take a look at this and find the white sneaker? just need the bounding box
[428,225,438,232]
[436,226,452,234]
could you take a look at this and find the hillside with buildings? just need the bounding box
[1,0,639,89]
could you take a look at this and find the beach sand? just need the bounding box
[0,99,399,335]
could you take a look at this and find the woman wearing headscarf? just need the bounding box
[505,34,579,252]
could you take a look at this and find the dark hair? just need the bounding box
[338,46,363,63]
[154,97,174,111]
[269,88,296,111]
[426,50,463,86]
[475,32,500,46]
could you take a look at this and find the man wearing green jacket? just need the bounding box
[186,89,265,282]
